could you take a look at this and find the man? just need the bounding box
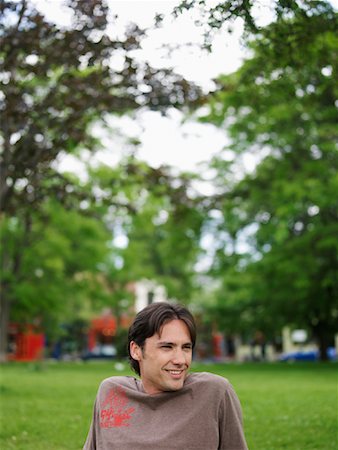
[83,302,248,450]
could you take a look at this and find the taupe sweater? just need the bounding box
[83,371,248,450]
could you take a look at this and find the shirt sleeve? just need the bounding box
[83,397,99,450]
[218,381,249,450]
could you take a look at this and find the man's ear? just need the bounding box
[130,341,141,361]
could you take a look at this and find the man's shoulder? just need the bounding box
[187,371,231,390]
[98,375,139,393]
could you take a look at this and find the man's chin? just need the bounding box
[165,377,186,391]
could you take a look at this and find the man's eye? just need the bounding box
[161,345,172,349]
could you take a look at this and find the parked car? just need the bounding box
[82,344,117,361]
[279,347,336,362]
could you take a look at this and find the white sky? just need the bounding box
[33,0,249,176]
[35,0,338,178]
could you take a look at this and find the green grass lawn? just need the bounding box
[0,361,337,450]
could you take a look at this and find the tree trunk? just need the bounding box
[0,288,10,362]
[0,212,32,362]
[318,338,329,361]
[0,230,15,363]
[313,322,331,362]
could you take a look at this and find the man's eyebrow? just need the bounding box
[157,341,192,346]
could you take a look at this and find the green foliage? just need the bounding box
[0,0,202,358]
[0,195,111,336]
[175,1,336,45]
[200,2,338,356]
[114,328,129,358]
[0,154,206,348]
[120,168,205,300]
[2,0,337,361]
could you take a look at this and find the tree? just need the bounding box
[0,0,202,360]
[200,1,338,359]
[174,1,336,43]
[0,152,206,359]
[0,0,201,214]
[2,198,111,327]
[119,166,205,301]
[0,162,133,358]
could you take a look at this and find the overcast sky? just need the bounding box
[33,0,338,177]
[32,0,251,176]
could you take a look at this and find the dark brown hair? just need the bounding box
[128,302,196,376]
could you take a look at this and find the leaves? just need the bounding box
[0,0,202,213]
[200,2,338,355]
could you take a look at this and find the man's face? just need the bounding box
[130,319,193,395]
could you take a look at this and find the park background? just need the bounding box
[1,0,337,449]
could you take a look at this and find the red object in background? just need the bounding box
[88,315,117,351]
[8,324,44,361]
[212,332,225,359]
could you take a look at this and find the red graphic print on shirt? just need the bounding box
[100,387,135,428]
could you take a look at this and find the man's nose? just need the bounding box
[172,348,186,365]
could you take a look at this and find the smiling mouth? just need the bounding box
[165,369,185,378]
